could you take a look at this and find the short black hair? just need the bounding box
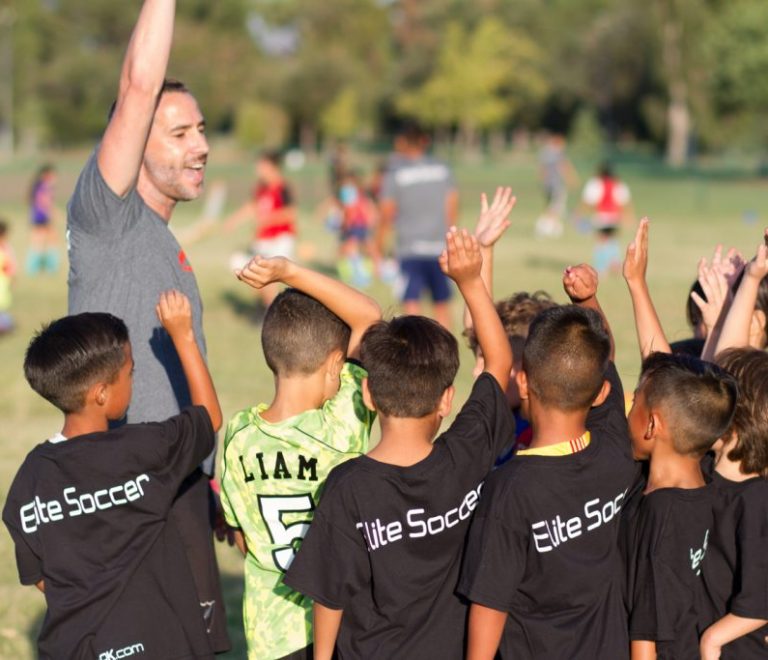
[639,352,738,457]
[686,279,706,332]
[360,316,459,418]
[523,305,610,411]
[0,219,8,237]
[108,78,190,120]
[715,348,768,477]
[464,291,556,362]
[24,313,129,414]
[396,120,428,146]
[261,289,350,376]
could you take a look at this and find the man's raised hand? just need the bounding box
[439,227,482,286]
[236,255,290,290]
[475,186,516,248]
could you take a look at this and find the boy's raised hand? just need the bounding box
[475,186,516,248]
[439,227,482,286]
[236,255,291,290]
[563,264,598,303]
[156,290,193,340]
[691,256,730,335]
[623,217,649,286]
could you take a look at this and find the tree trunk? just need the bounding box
[659,0,690,167]
[299,122,317,157]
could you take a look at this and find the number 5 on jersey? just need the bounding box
[258,494,316,572]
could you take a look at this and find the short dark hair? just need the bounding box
[258,149,284,168]
[523,305,610,411]
[715,348,768,477]
[639,352,738,458]
[0,219,8,237]
[686,279,706,332]
[465,291,556,361]
[396,120,428,146]
[261,289,350,376]
[108,78,191,120]
[360,316,459,418]
[24,313,129,414]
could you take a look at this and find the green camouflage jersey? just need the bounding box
[220,361,374,659]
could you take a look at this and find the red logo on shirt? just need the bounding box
[178,250,193,272]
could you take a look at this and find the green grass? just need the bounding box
[1,143,766,657]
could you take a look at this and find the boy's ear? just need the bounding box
[325,349,345,377]
[515,370,529,401]
[591,379,611,408]
[437,385,455,419]
[90,382,109,407]
[645,411,661,440]
[361,378,377,412]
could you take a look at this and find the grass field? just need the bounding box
[0,142,766,657]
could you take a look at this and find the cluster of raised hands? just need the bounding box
[624,216,768,362]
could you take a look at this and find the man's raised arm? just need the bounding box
[98,0,176,198]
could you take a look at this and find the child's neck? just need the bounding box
[61,411,110,439]
[527,405,588,450]
[367,415,441,467]
[261,372,327,423]
[646,442,705,493]
[713,438,758,483]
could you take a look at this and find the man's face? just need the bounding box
[142,92,209,203]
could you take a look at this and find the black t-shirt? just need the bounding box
[457,362,637,660]
[2,407,215,660]
[625,484,716,660]
[283,373,515,660]
[703,473,768,659]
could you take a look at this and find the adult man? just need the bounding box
[66,0,229,651]
[378,122,459,329]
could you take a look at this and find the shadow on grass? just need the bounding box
[221,290,267,325]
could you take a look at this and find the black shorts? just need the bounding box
[171,468,231,653]
[278,645,316,660]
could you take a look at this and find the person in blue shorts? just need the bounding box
[378,122,459,329]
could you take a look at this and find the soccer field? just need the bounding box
[0,145,765,657]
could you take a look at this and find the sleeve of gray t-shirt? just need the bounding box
[380,167,398,202]
[67,148,139,238]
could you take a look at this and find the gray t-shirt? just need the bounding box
[67,151,214,472]
[381,154,456,259]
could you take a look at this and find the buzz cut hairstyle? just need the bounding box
[715,347,768,477]
[639,352,738,458]
[360,316,459,418]
[261,289,351,376]
[465,291,557,359]
[108,78,190,120]
[522,305,611,412]
[24,313,130,414]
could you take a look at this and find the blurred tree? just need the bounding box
[234,100,289,149]
[397,17,549,150]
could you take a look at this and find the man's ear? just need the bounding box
[516,371,529,401]
[361,378,377,412]
[437,385,455,419]
[591,379,611,408]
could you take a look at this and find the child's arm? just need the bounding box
[313,602,343,660]
[440,228,512,390]
[233,529,248,557]
[700,614,768,660]
[631,640,657,660]
[622,218,672,358]
[236,256,381,359]
[35,579,45,594]
[156,290,223,431]
[466,603,507,660]
[563,263,615,361]
[715,230,768,352]
[222,200,257,233]
[463,187,516,333]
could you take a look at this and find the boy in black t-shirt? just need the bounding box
[623,353,737,660]
[2,291,222,660]
[284,227,515,660]
[459,268,639,660]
